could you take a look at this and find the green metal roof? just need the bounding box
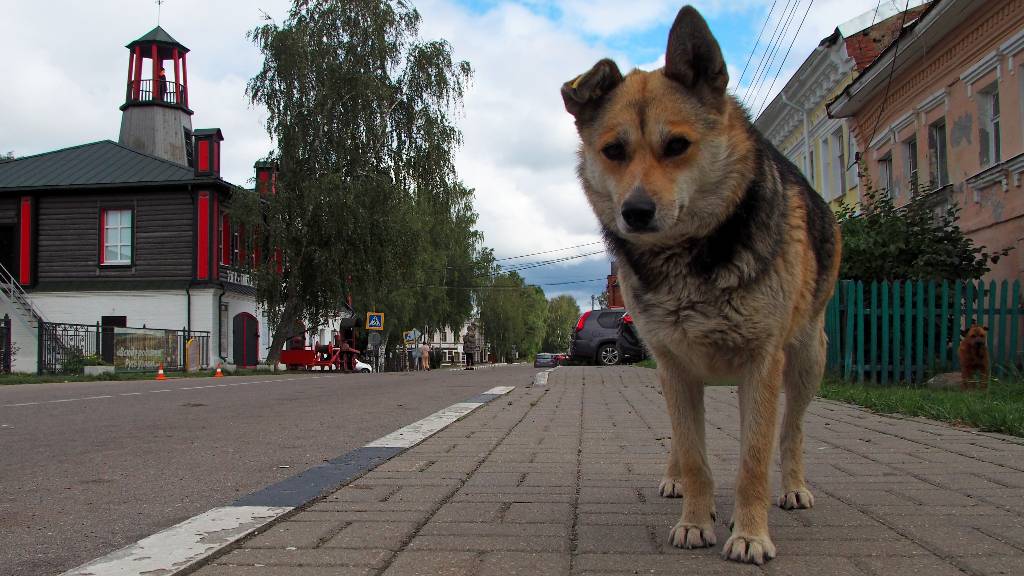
[127,26,189,52]
[0,140,218,192]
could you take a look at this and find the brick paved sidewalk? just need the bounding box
[192,367,1024,576]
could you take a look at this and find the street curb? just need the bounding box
[60,385,516,576]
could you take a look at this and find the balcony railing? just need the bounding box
[125,79,187,107]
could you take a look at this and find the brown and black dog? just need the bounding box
[958,324,990,390]
[561,6,841,565]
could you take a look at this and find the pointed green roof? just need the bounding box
[126,26,189,53]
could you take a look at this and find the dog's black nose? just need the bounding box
[621,196,657,231]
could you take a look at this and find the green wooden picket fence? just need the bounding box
[825,279,1023,383]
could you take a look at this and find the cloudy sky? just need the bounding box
[0,0,887,310]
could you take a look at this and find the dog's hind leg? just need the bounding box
[658,356,717,549]
[723,348,783,565]
[777,320,825,510]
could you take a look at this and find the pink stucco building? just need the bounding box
[829,0,1024,282]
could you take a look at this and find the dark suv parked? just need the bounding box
[569,308,626,365]
[616,312,647,364]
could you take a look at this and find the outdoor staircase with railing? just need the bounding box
[0,261,46,329]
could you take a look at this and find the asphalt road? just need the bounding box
[0,365,538,576]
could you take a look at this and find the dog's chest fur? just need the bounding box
[604,175,792,374]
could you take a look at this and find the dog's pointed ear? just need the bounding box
[664,6,729,101]
[960,328,969,337]
[561,58,623,121]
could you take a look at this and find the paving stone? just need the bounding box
[763,556,869,575]
[381,550,479,576]
[576,525,658,553]
[213,547,391,568]
[857,555,977,576]
[193,566,374,576]
[476,551,569,576]
[431,502,503,523]
[418,522,568,537]
[406,534,568,552]
[320,521,419,551]
[504,502,573,523]
[242,520,342,549]
[955,555,1024,575]
[574,552,759,574]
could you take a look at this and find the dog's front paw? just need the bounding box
[722,532,776,565]
[658,477,684,498]
[669,519,717,549]
[778,487,815,510]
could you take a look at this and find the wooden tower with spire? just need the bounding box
[118,26,194,166]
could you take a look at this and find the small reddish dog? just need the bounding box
[958,325,989,390]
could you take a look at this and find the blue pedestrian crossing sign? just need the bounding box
[366,312,384,330]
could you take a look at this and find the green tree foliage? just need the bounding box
[237,0,482,361]
[836,185,1011,282]
[541,295,580,353]
[477,272,548,362]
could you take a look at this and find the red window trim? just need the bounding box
[212,196,219,280]
[19,197,32,284]
[197,191,210,280]
[221,212,231,265]
[198,140,210,173]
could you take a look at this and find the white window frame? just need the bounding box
[928,118,949,188]
[846,129,859,186]
[979,82,1001,167]
[831,128,845,200]
[102,208,133,265]
[878,154,893,196]
[904,136,918,195]
[819,137,831,199]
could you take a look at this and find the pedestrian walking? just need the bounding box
[463,323,477,370]
[411,341,422,371]
[420,341,431,371]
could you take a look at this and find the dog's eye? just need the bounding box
[601,142,627,162]
[663,137,691,158]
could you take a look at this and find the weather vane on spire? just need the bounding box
[156,0,165,25]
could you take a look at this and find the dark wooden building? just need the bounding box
[0,27,268,372]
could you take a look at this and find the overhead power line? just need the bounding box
[744,0,798,108]
[503,250,606,272]
[865,0,913,150]
[753,0,816,118]
[494,241,604,262]
[735,0,779,90]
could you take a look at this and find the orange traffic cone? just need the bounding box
[215,363,224,378]
[155,364,167,380]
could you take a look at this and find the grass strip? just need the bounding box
[819,377,1024,438]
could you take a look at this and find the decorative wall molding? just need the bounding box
[915,88,947,114]
[961,50,1002,96]
[1000,27,1024,71]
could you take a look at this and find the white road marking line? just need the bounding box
[60,505,291,576]
[1,377,306,408]
[366,400,490,449]
[483,386,515,395]
[533,369,554,387]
